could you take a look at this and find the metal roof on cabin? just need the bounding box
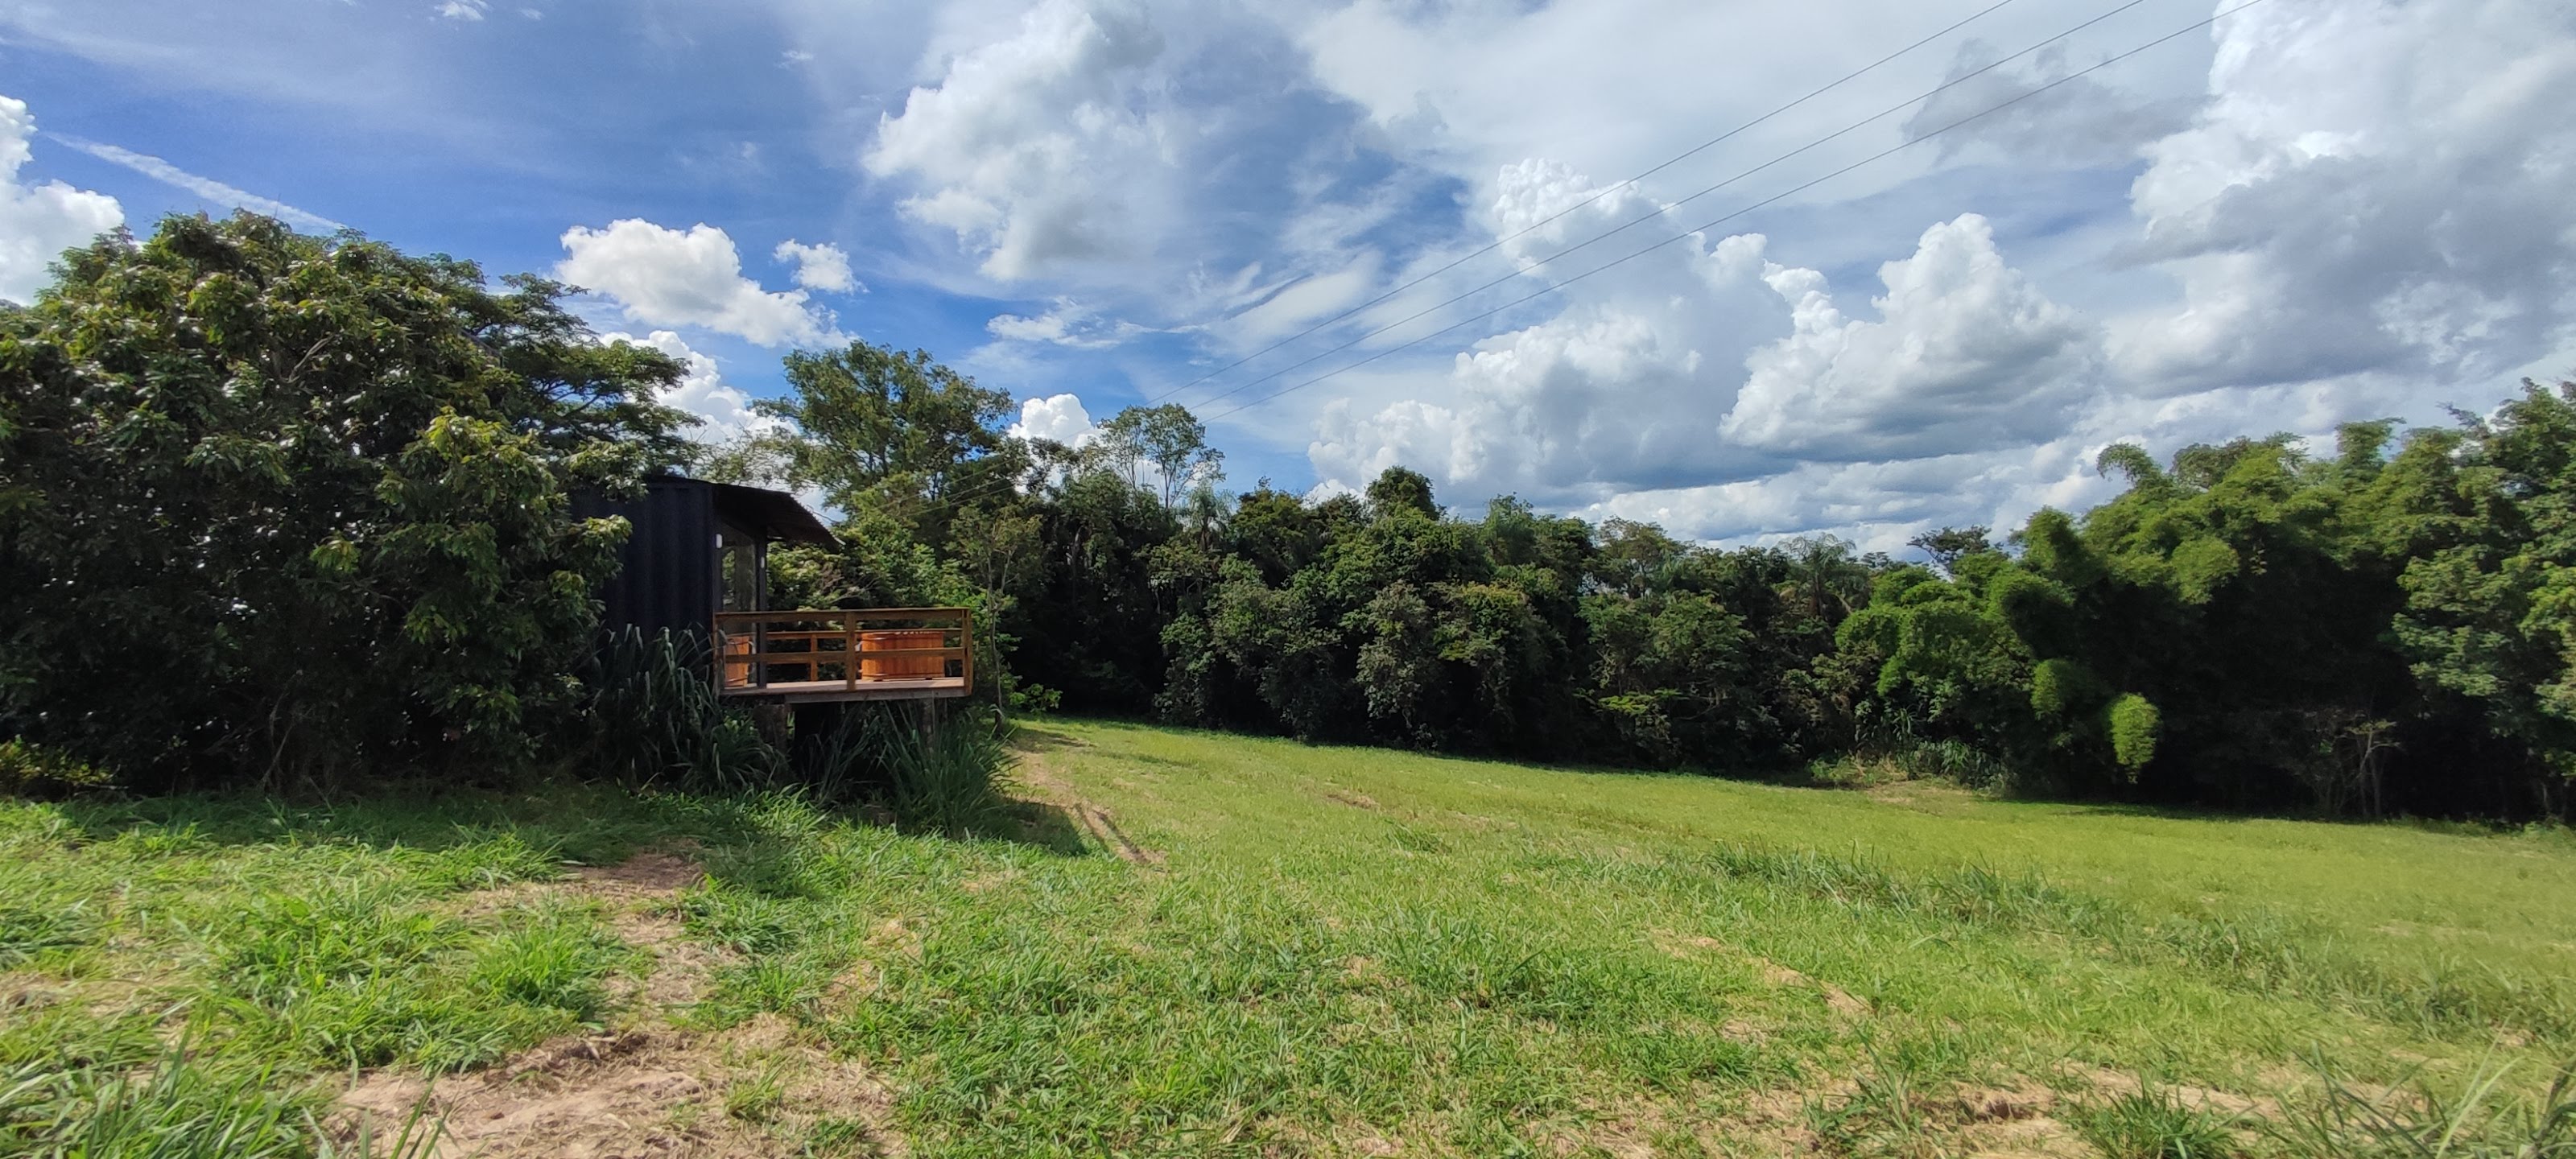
[708,481,837,547]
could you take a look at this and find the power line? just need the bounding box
[1177,0,2155,416]
[1142,0,2029,408]
[1199,0,2271,424]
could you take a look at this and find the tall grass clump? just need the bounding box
[0,897,98,968]
[0,1046,446,1159]
[584,627,786,794]
[580,632,1010,829]
[1849,711,2015,790]
[0,1047,320,1159]
[799,707,1013,833]
[875,711,1012,834]
[196,881,624,1074]
[464,912,633,1022]
[2272,1053,2576,1158]
[2073,1087,2242,1158]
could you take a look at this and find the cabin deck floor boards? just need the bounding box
[717,676,969,703]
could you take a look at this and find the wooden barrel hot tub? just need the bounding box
[861,629,947,679]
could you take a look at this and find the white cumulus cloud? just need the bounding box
[1723,213,2097,460]
[603,329,778,445]
[773,239,860,293]
[865,0,1174,283]
[1303,160,1793,505]
[558,220,838,347]
[1006,391,1099,446]
[0,95,122,303]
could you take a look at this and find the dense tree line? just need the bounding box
[713,338,2576,821]
[4,217,2571,819]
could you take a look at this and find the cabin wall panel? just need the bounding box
[576,478,720,643]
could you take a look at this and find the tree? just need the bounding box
[752,340,1023,544]
[1982,430,2416,807]
[1096,403,1223,508]
[2391,382,2576,814]
[0,212,690,789]
[1364,466,1439,521]
[1780,535,1875,621]
[1909,526,1995,575]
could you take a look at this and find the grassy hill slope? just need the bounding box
[3,717,2573,1157]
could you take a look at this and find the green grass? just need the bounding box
[2074,1088,2244,1158]
[2,718,2574,1156]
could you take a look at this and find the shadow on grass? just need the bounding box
[43,782,707,864]
[993,799,1092,857]
[40,773,1098,866]
[1005,721,1090,753]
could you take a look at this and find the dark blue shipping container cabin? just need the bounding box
[580,477,972,704]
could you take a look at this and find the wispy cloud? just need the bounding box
[48,134,345,233]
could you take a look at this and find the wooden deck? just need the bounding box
[724,676,968,703]
[714,608,972,703]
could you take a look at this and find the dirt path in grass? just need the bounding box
[1017,753,1165,867]
[336,852,906,1159]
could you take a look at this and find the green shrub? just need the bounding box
[2108,693,2161,773]
[0,740,114,798]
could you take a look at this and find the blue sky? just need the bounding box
[6,0,2572,549]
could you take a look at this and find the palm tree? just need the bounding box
[1780,535,1872,621]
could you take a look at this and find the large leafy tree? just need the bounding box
[0,213,691,789]
[1095,402,1223,508]
[2392,382,2576,815]
[751,340,1023,546]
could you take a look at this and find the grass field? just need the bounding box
[3,717,2573,1157]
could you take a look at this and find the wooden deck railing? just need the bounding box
[712,608,972,698]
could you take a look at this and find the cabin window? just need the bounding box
[717,528,762,612]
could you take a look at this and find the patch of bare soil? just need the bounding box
[341,852,905,1157]
[2060,1062,2277,1119]
[576,849,707,894]
[1696,1074,2087,1158]
[1948,1082,2091,1158]
[1700,1086,1834,1157]
[337,1019,902,1159]
[1649,930,1871,1020]
[1013,754,1078,802]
